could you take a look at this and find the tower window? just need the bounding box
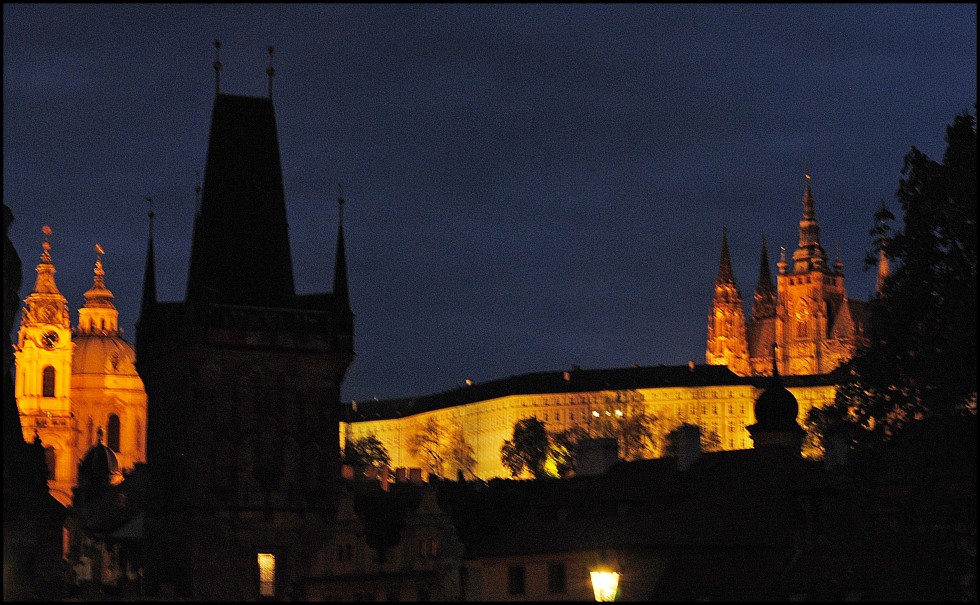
[107,414,121,452]
[42,366,55,397]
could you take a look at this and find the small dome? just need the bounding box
[71,333,138,376]
[753,374,802,431]
[76,430,124,495]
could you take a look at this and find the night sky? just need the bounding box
[4,4,976,403]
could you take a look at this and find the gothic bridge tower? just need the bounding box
[137,45,355,600]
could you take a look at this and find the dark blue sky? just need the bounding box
[4,4,976,403]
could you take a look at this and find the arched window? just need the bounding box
[44,446,56,480]
[42,366,56,397]
[107,414,121,452]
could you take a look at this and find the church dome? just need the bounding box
[752,373,802,431]
[71,333,139,376]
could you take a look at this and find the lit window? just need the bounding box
[42,366,55,397]
[257,553,275,598]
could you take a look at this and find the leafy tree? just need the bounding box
[445,423,477,480]
[587,390,658,460]
[663,422,723,456]
[809,108,977,449]
[549,425,588,478]
[409,417,446,478]
[501,417,551,479]
[342,434,391,476]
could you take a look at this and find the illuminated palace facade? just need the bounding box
[346,177,874,480]
[13,230,147,506]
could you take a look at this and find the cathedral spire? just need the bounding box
[140,198,157,321]
[716,228,735,285]
[793,173,828,272]
[752,236,777,320]
[333,184,350,311]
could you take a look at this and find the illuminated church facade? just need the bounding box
[13,230,147,506]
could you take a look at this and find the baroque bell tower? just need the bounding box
[14,226,76,505]
[137,43,355,600]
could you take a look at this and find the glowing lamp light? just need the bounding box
[590,568,620,602]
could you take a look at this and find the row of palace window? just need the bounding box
[508,562,566,595]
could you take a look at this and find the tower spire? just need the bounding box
[716,227,735,285]
[752,236,777,320]
[140,197,157,321]
[793,173,828,272]
[32,226,61,296]
[333,184,350,310]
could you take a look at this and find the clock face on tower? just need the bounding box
[40,330,60,350]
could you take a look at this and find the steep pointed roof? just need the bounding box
[716,228,735,286]
[31,226,62,296]
[333,194,350,311]
[752,237,777,320]
[139,206,157,321]
[792,175,829,272]
[185,93,295,307]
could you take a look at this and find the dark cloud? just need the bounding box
[3,4,976,401]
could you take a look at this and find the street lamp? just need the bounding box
[590,552,620,602]
[590,566,620,602]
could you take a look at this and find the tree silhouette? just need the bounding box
[501,417,550,479]
[445,423,477,480]
[586,390,658,460]
[809,107,977,450]
[342,434,391,476]
[409,417,446,478]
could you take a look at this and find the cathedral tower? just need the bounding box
[705,229,750,376]
[13,227,75,505]
[774,175,857,375]
[136,53,355,600]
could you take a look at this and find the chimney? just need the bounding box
[408,468,423,484]
[677,424,702,472]
[575,437,619,476]
[380,466,391,491]
[395,467,408,483]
